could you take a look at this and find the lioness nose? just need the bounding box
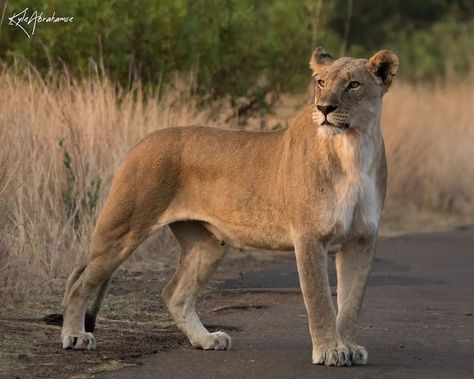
[317,104,338,116]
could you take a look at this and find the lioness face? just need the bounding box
[310,48,399,134]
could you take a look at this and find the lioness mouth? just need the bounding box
[321,120,350,130]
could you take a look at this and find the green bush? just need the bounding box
[1,0,472,116]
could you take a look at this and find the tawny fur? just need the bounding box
[61,48,399,367]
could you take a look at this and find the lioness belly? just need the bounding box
[202,220,293,251]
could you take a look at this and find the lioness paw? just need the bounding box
[347,343,368,365]
[312,345,352,367]
[62,332,96,350]
[192,331,231,350]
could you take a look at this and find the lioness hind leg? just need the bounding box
[335,236,376,365]
[163,221,230,350]
[62,267,111,334]
[61,229,146,350]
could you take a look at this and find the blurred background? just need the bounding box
[0,0,473,299]
[1,1,473,107]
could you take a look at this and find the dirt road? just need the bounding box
[98,226,474,379]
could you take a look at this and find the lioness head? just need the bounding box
[309,47,399,134]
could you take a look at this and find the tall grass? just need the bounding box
[0,69,472,300]
[382,82,474,219]
[0,69,219,300]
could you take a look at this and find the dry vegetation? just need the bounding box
[0,69,472,301]
[382,83,474,221]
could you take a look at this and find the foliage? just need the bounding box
[333,0,474,82]
[1,0,473,116]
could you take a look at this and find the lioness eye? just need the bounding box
[317,79,325,88]
[349,81,361,89]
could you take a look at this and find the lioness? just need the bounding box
[61,47,399,367]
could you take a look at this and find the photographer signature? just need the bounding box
[8,8,74,38]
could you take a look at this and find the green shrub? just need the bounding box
[1,0,472,117]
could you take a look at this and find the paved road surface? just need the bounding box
[100,226,474,378]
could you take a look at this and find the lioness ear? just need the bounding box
[367,50,399,88]
[309,47,334,76]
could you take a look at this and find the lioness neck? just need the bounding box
[286,106,383,181]
[319,124,381,180]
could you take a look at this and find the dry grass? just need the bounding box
[0,69,472,300]
[382,82,474,217]
[0,69,222,301]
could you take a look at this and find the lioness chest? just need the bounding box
[325,173,379,243]
[320,137,381,242]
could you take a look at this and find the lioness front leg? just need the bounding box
[294,236,351,366]
[335,235,376,365]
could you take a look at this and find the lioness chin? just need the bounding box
[61,47,398,367]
